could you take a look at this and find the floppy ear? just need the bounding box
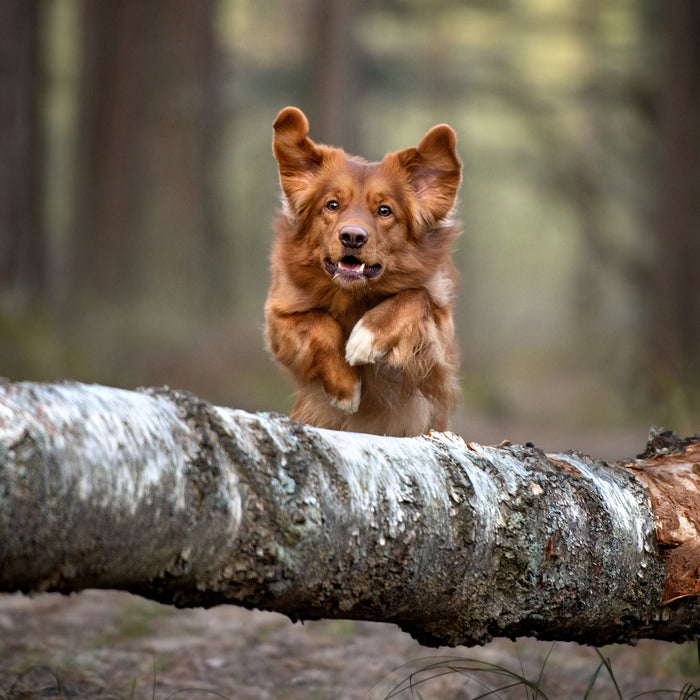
[272,107,323,208]
[393,124,462,225]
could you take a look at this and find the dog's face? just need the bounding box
[272,107,461,297]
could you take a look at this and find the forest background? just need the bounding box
[1,0,699,459]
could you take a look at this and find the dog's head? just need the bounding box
[272,106,461,297]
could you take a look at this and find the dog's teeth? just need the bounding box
[359,263,365,273]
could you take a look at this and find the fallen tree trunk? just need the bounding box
[0,380,698,647]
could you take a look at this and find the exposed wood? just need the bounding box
[0,381,699,647]
[622,431,700,604]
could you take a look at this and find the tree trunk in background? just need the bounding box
[72,0,219,317]
[307,0,363,152]
[0,0,44,311]
[652,0,700,387]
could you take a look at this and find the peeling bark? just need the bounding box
[622,430,700,605]
[0,381,699,647]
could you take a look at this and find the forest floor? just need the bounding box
[0,590,698,700]
[1,415,698,699]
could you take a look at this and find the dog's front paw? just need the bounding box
[327,378,362,414]
[346,319,386,366]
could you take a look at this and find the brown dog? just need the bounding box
[265,107,461,436]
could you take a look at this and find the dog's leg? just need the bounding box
[346,288,442,369]
[346,287,458,405]
[266,309,361,414]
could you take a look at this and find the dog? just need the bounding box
[265,106,461,436]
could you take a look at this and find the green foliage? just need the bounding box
[112,603,165,641]
[0,312,91,384]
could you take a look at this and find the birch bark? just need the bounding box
[1,381,698,647]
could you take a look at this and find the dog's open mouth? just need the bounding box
[324,256,382,280]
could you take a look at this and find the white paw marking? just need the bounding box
[329,379,362,414]
[345,319,385,366]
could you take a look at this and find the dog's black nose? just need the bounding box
[339,226,368,249]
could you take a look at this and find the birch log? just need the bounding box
[0,380,699,647]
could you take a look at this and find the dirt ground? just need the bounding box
[0,589,698,700]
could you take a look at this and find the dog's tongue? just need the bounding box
[338,259,365,274]
[325,255,382,279]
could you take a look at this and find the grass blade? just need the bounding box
[581,661,605,700]
[594,650,624,700]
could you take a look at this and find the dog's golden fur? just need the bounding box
[265,106,461,436]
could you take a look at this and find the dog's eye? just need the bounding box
[326,200,340,212]
[377,204,393,217]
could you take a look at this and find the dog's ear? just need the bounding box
[392,124,462,226]
[272,107,323,208]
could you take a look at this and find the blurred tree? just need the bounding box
[560,1,653,352]
[651,0,700,389]
[71,0,221,322]
[306,0,364,151]
[0,0,44,311]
